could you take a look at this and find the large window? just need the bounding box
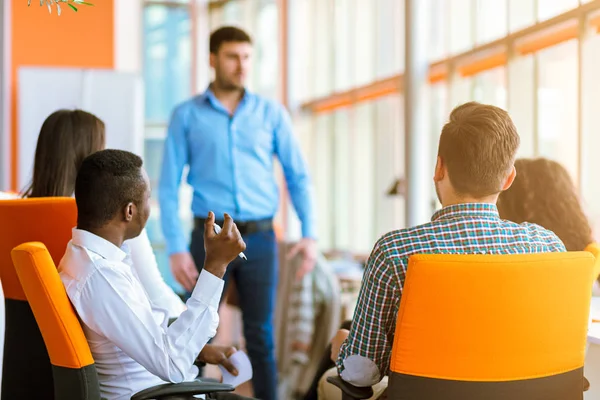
[450,0,474,55]
[509,0,536,32]
[143,5,191,123]
[374,95,405,238]
[313,0,333,98]
[375,0,404,77]
[582,24,600,235]
[333,0,351,92]
[350,103,376,253]
[476,0,507,44]
[537,0,579,21]
[508,54,535,158]
[313,114,334,249]
[536,39,579,183]
[430,0,449,61]
[289,0,311,103]
[353,0,376,86]
[294,0,600,255]
[472,66,507,107]
[143,3,193,292]
[333,109,351,249]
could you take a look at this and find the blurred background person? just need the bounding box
[159,26,317,400]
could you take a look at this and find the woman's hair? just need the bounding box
[497,158,594,251]
[23,109,106,198]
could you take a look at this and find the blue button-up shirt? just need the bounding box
[158,88,316,255]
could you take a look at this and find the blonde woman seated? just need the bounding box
[497,158,599,294]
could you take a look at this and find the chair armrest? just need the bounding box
[326,376,373,400]
[131,380,234,400]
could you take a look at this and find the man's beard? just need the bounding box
[216,76,243,91]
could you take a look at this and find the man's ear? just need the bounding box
[433,156,445,183]
[209,52,217,69]
[501,166,516,191]
[124,202,135,223]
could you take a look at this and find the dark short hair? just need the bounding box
[438,102,520,197]
[209,26,252,54]
[75,149,145,229]
[24,109,105,198]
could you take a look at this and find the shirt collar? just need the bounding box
[431,203,500,222]
[198,85,253,112]
[71,228,129,263]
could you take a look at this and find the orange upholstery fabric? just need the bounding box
[390,252,594,381]
[585,243,600,280]
[11,242,93,369]
[0,197,76,300]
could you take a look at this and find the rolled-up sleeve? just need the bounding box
[336,242,398,386]
[273,105,316,239]
[159,106,190,255]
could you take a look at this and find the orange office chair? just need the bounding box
[330,252,595,400]
[586,243,600,281]
[0,197,77,399]
[11,242,234,400]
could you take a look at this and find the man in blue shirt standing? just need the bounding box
[159,26,317,400]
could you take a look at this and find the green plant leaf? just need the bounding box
[67,3,78,11]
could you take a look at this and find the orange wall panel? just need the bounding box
[10,1,115,190]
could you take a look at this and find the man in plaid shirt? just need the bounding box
[330,102,566,393]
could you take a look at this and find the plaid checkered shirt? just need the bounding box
[336,203,566,386]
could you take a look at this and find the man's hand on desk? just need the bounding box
[197,344,239,377]
[288,238,318,280]
[330,329,350,363]
[169,252,199,293]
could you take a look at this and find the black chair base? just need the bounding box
[326,376,374,400]
[131,381,234,400]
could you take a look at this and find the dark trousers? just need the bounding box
[210,393,257,399]
[303,320,353,400]
[191,228,278,400]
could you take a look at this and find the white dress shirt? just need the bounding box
[128,230,186,319]
[59,229,223,400]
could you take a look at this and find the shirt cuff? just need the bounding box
[339,355,381,387]
[190,270,224,308]
[301,221,317,240]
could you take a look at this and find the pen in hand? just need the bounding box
[213,223,247,261]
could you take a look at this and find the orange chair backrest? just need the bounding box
[11,242,100,400]
[391,252,594,382]
[585,243,600,280]
[0,197,77,398]
[11,242,94,369]
[0,197,76,301]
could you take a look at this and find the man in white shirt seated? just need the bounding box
[59,149,254,400]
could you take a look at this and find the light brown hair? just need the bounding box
[438,102,520,197]
[497,158,593,252]
[23,109,106,198]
